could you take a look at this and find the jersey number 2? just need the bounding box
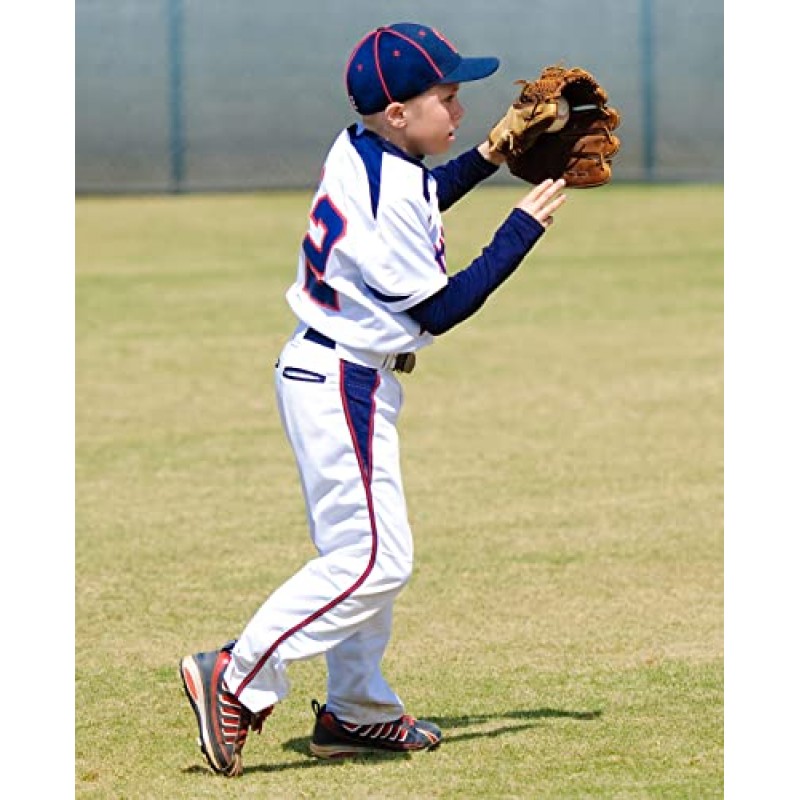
[302,195,346,310]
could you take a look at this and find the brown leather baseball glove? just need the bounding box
[488,65,621,188]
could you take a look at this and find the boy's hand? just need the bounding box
[477,139,507,166]
[487,93,560,158]
[515,178,567,229]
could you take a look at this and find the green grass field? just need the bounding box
[76,183,723,798]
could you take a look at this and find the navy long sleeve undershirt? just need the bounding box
[431,147,501,212]
[407,209,545,335]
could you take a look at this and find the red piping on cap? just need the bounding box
[373,30,394,105]
[389,30,445,78]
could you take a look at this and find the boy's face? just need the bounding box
[400,83,465,158]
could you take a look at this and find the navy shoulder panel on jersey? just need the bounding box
[347,124,428,218]
[347,125,382,218]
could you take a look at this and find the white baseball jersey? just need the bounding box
[286,124,448,355]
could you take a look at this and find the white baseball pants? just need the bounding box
[223,329,413,724]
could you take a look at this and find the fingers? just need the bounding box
[515,178,568,228]
[537,188,568,228]
[526,177,566,206]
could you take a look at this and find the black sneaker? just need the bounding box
[179,644,271,777]
[309,699,442,759]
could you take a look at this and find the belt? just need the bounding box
[303,327,416,374]
[304,327,336,349]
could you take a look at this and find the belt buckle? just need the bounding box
[393,353,416,374]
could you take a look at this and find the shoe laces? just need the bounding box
[216,646,273,742]
[218,689,253,750]
[342,714,415,743]
[250,705,273,735]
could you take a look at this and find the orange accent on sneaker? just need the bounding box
[184,671,199,702]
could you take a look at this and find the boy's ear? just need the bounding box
[384,102,407,129]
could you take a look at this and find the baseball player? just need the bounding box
[180,22,567,777]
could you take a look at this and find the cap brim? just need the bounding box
[440,56,500,85]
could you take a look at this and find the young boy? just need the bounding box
[180,22,567,777]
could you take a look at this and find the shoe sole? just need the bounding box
[310,741,377,759]
[310,736,440,760]
[179,656,242,776]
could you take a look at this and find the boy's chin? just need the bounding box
[431,136,455,155]
[413,136,455,158]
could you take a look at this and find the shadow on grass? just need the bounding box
[181,748,407,777]
[428,707,602,729]
[423,707,601,747]
[181,707,601,776]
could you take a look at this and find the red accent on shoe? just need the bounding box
[184,671,199,702]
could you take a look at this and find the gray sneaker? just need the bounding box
[309,698,442,759]
[179,644,271,777]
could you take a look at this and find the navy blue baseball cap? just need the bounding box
[345,23,500,114]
